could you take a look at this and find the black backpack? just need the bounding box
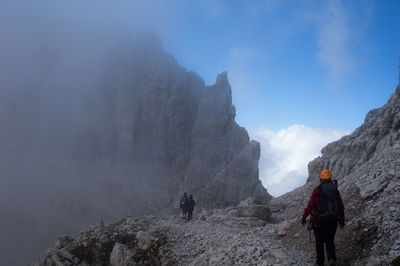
[187,198,195,209]
[316,181,340,222]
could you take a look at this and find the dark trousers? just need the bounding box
[187,209,194,221]
[313,223,337,265]
[181,207,187,218]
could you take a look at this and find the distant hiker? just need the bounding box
[301,170,345,266]
[179,192,188,219]
[186,194,195,221]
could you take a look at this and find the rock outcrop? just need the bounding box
[270,84,400,265]
[235,196,271,221]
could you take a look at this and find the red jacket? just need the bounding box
[302,185,345,224]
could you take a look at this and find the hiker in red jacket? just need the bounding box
[302,170,345,266]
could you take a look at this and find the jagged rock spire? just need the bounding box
[215,71,228,87]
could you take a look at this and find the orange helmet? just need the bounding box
[320,170,332,179]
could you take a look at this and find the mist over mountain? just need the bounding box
[0,29,268,265]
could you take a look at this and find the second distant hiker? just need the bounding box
[179,192,188,220]
[186,194,195,221]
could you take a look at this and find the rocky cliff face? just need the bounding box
[0,32,267,265]
[270,84,400,265]
[98,33,267,213]
[307,85,400,185]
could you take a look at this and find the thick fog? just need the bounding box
[0,1,178,264]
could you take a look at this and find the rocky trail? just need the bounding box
[156,214,313,265]
[34,209,315,265]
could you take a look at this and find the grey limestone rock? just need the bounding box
[109,243,135,266]
[135,231,153,251]
[235,197,271,221]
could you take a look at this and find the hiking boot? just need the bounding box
[328,258,336,266]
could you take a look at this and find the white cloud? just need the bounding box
[315,0,353,81]
[249,124,349,197]
[301,0,371,82]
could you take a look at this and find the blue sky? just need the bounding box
[149,0,399,195]
[3,0,399,196]
[157,0,399,131]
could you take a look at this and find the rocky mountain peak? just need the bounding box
[215,71,229,87]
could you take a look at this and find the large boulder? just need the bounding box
[235,197,271,221]
[109,243,135,266]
